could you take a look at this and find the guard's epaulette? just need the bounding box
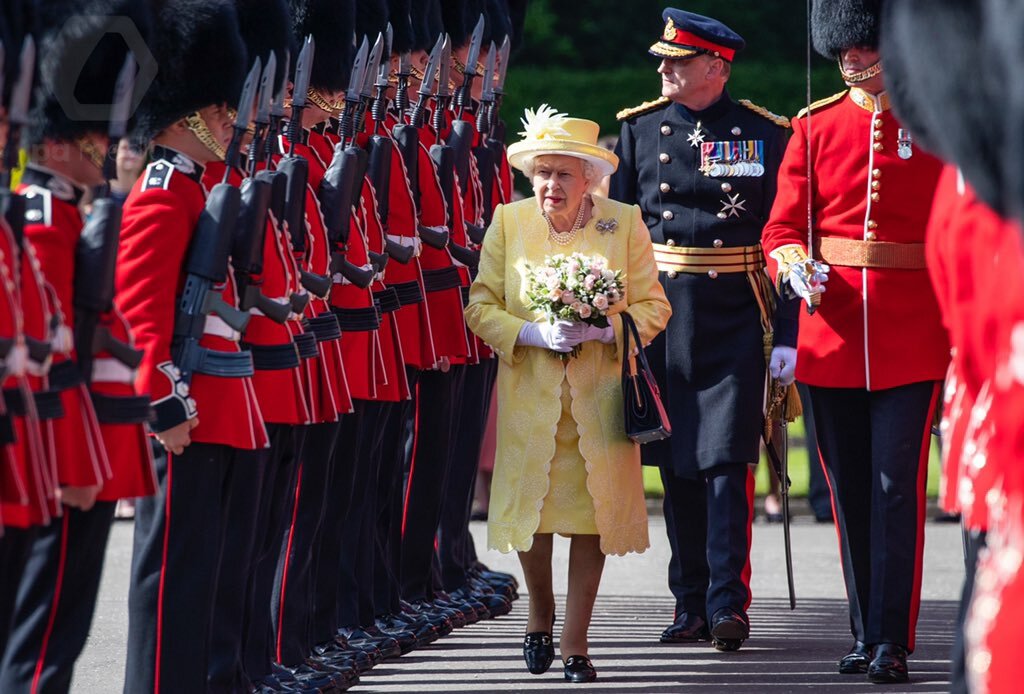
[795,90,847,119]
[141,160,174,191]
[21,186,52,227]
[616,96,670,121]
[737,99,791,129]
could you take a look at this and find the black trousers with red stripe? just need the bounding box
[374,368,420,618]
[336,400,393,629]
[238,425,298,680]
[401,364,465,602]
[0,525,38,660]
[273,421,340,666]
[660,463,754,623]
[124,443,235,694]
[309,403,364,648]
[807,380,939,652]
[208,443,269,693]
[0,502,114,694]
[438,358,497,593]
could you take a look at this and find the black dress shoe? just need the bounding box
[340,626,402,660]
[523,614,556,675]
[710,608,749,652]
[660,612,710,643]
[868,643,909,684]
[563,655,597,683]
[838,640,872,674]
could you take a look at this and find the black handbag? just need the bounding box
[620,311,671,444]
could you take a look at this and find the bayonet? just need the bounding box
[395,49,412,115]
[455,15,485,112]
[355,33,384,135]
[431,35,452,132]
[223,58,261,179]
[371,25,393,127]
[339,37,369,143]
[409,35,443,129]
[495,36,510,96]
[476,43,496,134]
[287,35,315,153]
[248,51,276,175]
[102,53,137,185]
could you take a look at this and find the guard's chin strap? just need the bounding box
[840,60,883,85]
[75,136,106,171]
[184,111,227,161]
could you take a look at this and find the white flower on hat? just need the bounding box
[519,104,570,141]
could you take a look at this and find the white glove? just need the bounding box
[769,346,797,386]
[580,323,615,344]
[517,320,584,353]
[787,259,830,307]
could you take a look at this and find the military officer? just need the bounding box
[609,9,791,653]
[761,0,948,683]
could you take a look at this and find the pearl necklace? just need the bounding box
[545,198,588,246]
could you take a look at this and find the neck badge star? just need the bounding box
[687,122,706,148]
[719,193,747,218]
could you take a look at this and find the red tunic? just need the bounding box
[762,89,949,390]
[18,171,110,489]
[117,149,267,450]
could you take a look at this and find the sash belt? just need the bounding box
[305,314,343,342]
[373,287,402,314]
[653,243,765,274]
[391,280,424,307]
[90,393,154,424]
[293,332,320,360]
[242,342,302,370]
[332,306,381,332]
[422,266,462,293]
[814,236,927,269]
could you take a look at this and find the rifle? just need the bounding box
[74,55,145,384]
[171,62,259,384]
[453,15,484,118]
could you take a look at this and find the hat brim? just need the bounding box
[507,140,619,179]
[649,41,700,59]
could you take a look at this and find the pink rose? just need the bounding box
[545,275,560,291]
[593,294,609,310]
[578,304,593,319]
[567,259,581,274]
[560,290,576,304]
[570,301,583,313]
[547,288,562,301]
[583,274,597,290]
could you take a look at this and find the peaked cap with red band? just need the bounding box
[649,8,745,62]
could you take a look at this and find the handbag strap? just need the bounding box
[620,311,654,377]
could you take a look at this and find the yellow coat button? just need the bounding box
[871,192,880,202]
[871,180,881,191]
[866,231,877,241]
[874,130,884,141]
[868,219,878,230]
[872,168,882,179]
[873,119,883,129]
[873,142,883,152]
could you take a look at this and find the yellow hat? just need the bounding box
[507,105,619,179]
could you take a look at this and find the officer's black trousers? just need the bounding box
[336,400,391,629]
[273,421,340,667]
[0,502,114,694]
[950,529,986,694]
[374,368,419,618]
[438,358,496,593]
[808,380,939,651]
[124,443,236,694]
[207,444,268,693]
[238,425,298,680]
[309,402,364,647]
[797,383,832,520]
[0,525,38,659]
[660,463,754,622]
[401,364,465,601]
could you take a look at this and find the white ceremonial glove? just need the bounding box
[517,320,585,353]
[580,323,615,344]
[787,259,830,308]
[769,346,798,386]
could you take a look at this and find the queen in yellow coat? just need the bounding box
[464,107,671,681]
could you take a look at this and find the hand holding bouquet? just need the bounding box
[524,252,625,359]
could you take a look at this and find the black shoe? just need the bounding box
[710,608,749,652]
[311,639,373,674]
[339,626,402,660]
[523,614,556,675]
[660,612,710,643]
[302,655,359,688]
[377,614,436,648]
[563,655,597,683]
[838,640,872,674]
[401,600,455,637]
[868,643,909,684]
[363,622,417,655]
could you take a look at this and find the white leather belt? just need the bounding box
[92,358,136,384]
[204,315,241,341]
[387,234,422,257]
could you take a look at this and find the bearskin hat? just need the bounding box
[356,0,388,42]
[290,0,355,92]
[507,0,525,51]
[442,0,483,49]
[133,0,247,140]
[882,0,1004,215]
[482,0,511,48]
[388,0,413,54]
[236,0,292,92]
[984,0,1024,222]
[410,0,442,53]
[812,0,881,60]
[29,0,152,144]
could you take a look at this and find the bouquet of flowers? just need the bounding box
[524,252,626,359]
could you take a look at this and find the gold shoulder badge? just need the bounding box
[795,90,848,119]
[737,99,791,129]
[616,96,670,121]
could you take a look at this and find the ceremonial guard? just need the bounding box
[761,0,947,683]
[117,3,271,691]
[609,9,791,652]
[0,3,157,692]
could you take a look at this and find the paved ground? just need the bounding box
[74,515,964,693]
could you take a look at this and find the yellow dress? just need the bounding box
[464,196,672,556]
